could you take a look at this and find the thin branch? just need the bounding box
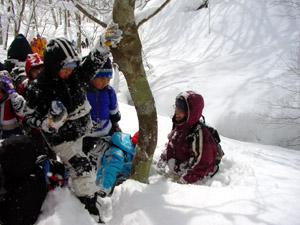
[137,0,171,29]
[71,0,107,28]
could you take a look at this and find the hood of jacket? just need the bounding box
[43,38,81,79]
[25,53,44,81]
[7,34,33,62]
[173,91,204,128]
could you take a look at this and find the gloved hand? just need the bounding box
[96,22,123,52]
[41,101,68,133]
[97,185,112,198]
[1,76,16,95]
[177,176,187,184]
[10,92,25,112]
[167,171,181,181]
[103,22,123,47]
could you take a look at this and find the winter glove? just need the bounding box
[111,122,122,133]
[10,92,25,113]
[167,172,181,181]
[98,186,112,198]
[103,22,123,47]
[41,101,67,133]
[177,176,188,184]
[1,76,16,95]
[96,22,123,52]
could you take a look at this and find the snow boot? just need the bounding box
[79,193,104,223]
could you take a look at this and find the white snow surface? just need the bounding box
[33,103,300,225]
[1,0,300,224]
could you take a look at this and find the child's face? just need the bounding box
[30,67,43,79]
[92,77,110,90]
[58,67,74,79]
[174,106,185,121]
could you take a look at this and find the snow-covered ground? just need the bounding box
[34,102,300,225]
[1,0,300,224]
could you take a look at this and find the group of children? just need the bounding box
[0,23,223,224]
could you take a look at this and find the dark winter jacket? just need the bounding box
[86,84,120,137]
[7,34,33,62]
[166,91,217,184]
[25,38,109,146]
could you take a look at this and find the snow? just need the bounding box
[1,0,300,224]
[32,103,300,225]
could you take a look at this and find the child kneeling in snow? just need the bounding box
[158,91,220,184]
[88,132,138,197]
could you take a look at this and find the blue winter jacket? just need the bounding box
[96,132,135,190]
[86,84,119,137]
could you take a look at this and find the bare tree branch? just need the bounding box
[137,0,171,29]
[71,0,107,28]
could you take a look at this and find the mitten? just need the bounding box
[98,186,112,198]
[103,22,123,47]
[1,76,16,95]
[177,176,188,184]
[112,122,122,133]
[96,22,123,52]
[10,92,25,112]
[168,172,181,181]
[41,101,67,133]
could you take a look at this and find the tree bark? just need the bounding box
[75,12,82,53]
[49,0,58,29]
[111,0,158,184]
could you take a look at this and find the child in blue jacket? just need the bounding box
[90,132,136,197]
[83,57,121,153]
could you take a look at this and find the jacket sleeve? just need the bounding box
[108,86,120,123]
[96,146,124,190]
[24,84,46,129]
[77,49,110,85]
[10,93,25,119]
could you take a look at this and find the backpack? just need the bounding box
[187,116,225,177]
[200,116,225,176]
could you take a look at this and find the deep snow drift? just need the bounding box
[35,102,300,225]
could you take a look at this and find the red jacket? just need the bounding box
[166,91,217,184]
[0,97,23,139]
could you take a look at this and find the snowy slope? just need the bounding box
[133,0,300,149]
[35,102,300,225]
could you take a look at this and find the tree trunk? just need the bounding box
[64,9,67,36]
[111,0,158,184]
[75,12,81,53]
[49,0,58,29]
[15,0,26,36]
[3,4,10,50]
[0,15,2,45]
[24,0,35,38]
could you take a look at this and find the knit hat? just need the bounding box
[175,96,188,113]
[63,61,77,68]
[25,53,44,77]
[94,58,113,79]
